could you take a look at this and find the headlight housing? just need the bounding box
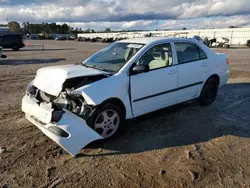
[66,94,85,116]
[26,80,36,95]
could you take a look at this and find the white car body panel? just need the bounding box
[22,96,53,124]
[213,53,230,87]
[174,42,211,103]
[130,65,178,116]
[22,95,103,156]
[21,37,230,156]
[72,73,133,119]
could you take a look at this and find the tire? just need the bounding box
[12,46,20,51]
[198,78,219,106]
[87,103,125,139]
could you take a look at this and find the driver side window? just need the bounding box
[136,43,173,70]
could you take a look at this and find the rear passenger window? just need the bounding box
[175,42,207,64]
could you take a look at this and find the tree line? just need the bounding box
[3,21,80,35]
[1,21,147,36]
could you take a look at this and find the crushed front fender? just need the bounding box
[22,95,103,157]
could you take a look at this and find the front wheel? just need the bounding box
[198,78,219,106]
[12,46,20,51]
[87,103,124,139]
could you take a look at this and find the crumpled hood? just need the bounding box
[33,64,106,96]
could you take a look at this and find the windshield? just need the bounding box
[82,42,144,73]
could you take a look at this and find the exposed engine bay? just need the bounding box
[27,74,107,120]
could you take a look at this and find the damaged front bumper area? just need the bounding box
[21,95,103,157]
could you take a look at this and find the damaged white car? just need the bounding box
[22,37,230,156]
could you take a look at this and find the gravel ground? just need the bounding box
[0,40,250,188]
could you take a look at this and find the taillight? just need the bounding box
[226,58,229,64]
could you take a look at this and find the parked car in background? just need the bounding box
[55,36,67,41]
[38,33,53,40]
[246,39,250,48]
[68,36,76,40]
[192,35,204,43]
[0,34,25,51]
[0,46,7,58]
[55,36,75,41]
[212,37,230,48]
[22,37,230,156]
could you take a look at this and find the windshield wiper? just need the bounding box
[81,64,115,74]
[81,64,93,68]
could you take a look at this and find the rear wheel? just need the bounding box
[198,78,219,106]
[87,103,124,139]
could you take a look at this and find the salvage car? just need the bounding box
[22,37,230,156]
[211,37,230,48]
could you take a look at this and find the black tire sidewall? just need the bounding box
[12,46,20,51]
[87,103,125,139]
[199,78,218,105]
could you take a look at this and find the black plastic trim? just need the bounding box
[133,81,203,102]
[48,126,70,138]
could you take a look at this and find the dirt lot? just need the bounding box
[0,40,250,188]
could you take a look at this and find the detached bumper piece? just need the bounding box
[22,95,103,157]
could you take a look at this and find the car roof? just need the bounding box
[119,37,196,44]
[3,34,21,37]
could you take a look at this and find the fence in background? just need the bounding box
[30,34,73,39]
[78,28,250,45]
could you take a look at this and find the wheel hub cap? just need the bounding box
[94,109,120,138]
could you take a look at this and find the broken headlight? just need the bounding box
[26,80,36,96]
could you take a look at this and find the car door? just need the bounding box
[2,36,11,48]
[174,42,210,103]
[130,43,178,117]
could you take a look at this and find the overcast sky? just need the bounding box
[0,0,250,30]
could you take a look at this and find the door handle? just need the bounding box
[201,63,208,68]
[168,70,178,75]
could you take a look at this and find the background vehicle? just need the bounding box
[212,37,230,48]
[55,36,67,41]
[192,35,204,43]
[0,46,7,58]
[246,39,250,48]
[38,33,53,40]
[22,38,230,156]
[0,34,25,51]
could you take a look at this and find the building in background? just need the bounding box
[78,28,250,46]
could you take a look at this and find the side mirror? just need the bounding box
[132,64,149,75]
[1,55,7,58]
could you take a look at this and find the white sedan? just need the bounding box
[22,37,230,156]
